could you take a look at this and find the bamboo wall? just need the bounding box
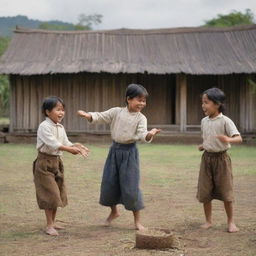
[9,73,256,133]
[9,73,176,133]
[187,75,242,126]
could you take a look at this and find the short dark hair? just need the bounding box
[42,96,65,116]
[125,84,148,104]
[203,87,225,113]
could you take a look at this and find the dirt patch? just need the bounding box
[0,144,255,256]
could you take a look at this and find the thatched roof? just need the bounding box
[0,25,256,75]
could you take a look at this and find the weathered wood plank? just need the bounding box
[9,73,255,134]
[177,74,187,132]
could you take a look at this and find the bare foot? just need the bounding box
[103,212,120,226]
[135,223,147,231]
[45,226,59,236]
[54,224,65,230]
[228,223,239,233]
[200,222,212,229]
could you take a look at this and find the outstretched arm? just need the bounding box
[78,108,118,124]
[59,145,81,155]
[216,134,242,143]
[59,144,89,158]
[77,110,92,122]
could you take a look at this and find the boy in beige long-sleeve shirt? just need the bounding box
[78,84,160,230]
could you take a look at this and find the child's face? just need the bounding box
[127,95,146,112]
[46,102,65,123]
[202,94,220,118]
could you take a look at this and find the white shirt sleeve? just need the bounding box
[200,119,203,137]
[137,115,152,143]
[62,129,73,147]
[89,107,119,124]
[225,118,240,137]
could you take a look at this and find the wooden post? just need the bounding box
[240,75,256,133]
[9,76,15,133]
[175,77,180,126]
[176,74,187,132]
[247,77,256,133]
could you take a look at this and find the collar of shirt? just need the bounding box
[45,117,63,127]
[206,112,223,121]
[125,106,139,116]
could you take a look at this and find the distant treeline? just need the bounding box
[0,14,103,37]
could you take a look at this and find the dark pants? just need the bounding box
[100,142,144,211]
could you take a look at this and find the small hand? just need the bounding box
[216,135,230,143]
[198,144,204,151]
[77,110,88,117]
[77,110,92,121]
[79,148,89,158]
[73,143,89,158]
[149,128,161,136]
[69,146,82,155]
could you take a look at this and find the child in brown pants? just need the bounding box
[197,88,242,233]
[33,96,89,236]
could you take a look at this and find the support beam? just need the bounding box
[9,76,15,133]
[240,76,256,133]
[176,74,187,132]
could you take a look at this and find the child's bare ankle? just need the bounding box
[103,211,120,226]
[200,222,212,229]
[54,224,65,230]
[135,222,147,231]
[228,223,239,233]
[45,226,59,236]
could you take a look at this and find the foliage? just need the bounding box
[247,77,256,94]
[75,14,103,30]
[0,15,75,36]
[0,36,10,55]
[204,9,255,27]
[0,117,9,125]
[0,14,103,35]
[38,22,74,31]
[38,13,103,31]
[0,75,9,116]
[0,37,10,117]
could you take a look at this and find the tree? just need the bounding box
[74,14,103,30]
[204,9,255,27]
[38,14,103,31]
[0,75,9,116]
[38,22,74,31]
[0,37,10,56]
[0,37,10,117]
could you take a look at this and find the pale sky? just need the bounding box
[0,0,255,29]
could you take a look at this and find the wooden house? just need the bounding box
[0,25,255,135]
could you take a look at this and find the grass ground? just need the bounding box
[0,143,255,256]
[0,117,9,125]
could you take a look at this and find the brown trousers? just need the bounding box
[33,152,67,209]
[197,151,234,203]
